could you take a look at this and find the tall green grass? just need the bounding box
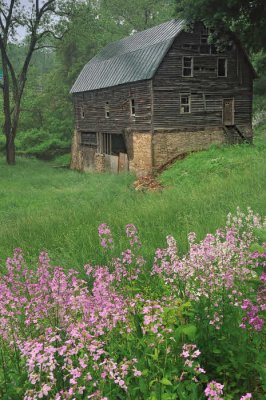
[0,124,265,270]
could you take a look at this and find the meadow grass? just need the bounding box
[0,124,265,270]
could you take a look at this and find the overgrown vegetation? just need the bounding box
[0,124,265,270]
[0,209,265,399]
[0,2,265,398]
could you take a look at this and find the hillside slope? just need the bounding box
[0,124,265,269]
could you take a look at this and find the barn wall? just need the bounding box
[152,26,253,132]
[73,80,152,134]
[70,130,97,172]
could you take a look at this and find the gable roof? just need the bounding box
[70,19,184,93]
[70,19,257,94]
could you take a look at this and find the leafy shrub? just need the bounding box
[0,209,265,399]
[15,128,71,160]
[253,96,266,127]
[0,129,71,160]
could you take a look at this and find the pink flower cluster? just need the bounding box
[125,224,141,248]
[240,394,252,400]
[205,380,224,400]
[240,271,266,331]
[0,209,264,399]
[0,249,135,399]
[98,223,114,250]
[151,208,266,328]
[180,344,206,382]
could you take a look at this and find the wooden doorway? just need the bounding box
[223,98,234,126]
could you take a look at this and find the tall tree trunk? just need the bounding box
[6,132,15,165]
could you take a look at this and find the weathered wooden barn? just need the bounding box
[70,19,256,175]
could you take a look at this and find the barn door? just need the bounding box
[223,99,234,126]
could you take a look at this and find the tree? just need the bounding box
[176,0,266,53]
[0,0,74,164]
[101,0,176,32]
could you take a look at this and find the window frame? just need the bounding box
[105,102,110,118]
[180,94,191,114]
[80,106,85,119]
[130,98,136,117]
[100,132,112,155]
[182,56,194,77]
[80,131,97,146]
[217,58,228,77]
[200,27,209,45]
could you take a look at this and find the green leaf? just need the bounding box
[149,379,158,389]
[176,324,197,339]
[160,377,172,386]
[212,348,222,354]
[142,369,149,377]
[151,348,159,361]
[134,314,143,338]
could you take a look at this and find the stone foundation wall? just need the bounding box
[71,126,252,175]
[129,132,153,176]
[152,129,227,170]
[70,130,83,171]
[95,153,105,173]
[152,125,253,170]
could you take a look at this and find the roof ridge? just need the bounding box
[90,36,175,64]
[93,19,184,62]
[104,18,179,46]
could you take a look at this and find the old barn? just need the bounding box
[70,19,256,175]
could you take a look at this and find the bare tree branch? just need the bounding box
[0,0,75,164]
[33,44,57,51]
[39,0,56,18]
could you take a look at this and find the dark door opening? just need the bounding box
[111,134,127,155]
[99,133,127,156]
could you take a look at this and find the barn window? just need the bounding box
[100,133,112,154]
[105,102,110,118]
[80,132,97,146]
[130,98,136,116]
[200,27,209,44]
[80,106,85,119]
[182,57,193,77]
[180,94,191,114]
[217,58,227,77]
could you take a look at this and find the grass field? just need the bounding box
[0,124,266,271]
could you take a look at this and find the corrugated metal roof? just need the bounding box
[70,19,184,93]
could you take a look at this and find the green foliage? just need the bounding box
[0,128,71,161]
[176,0,266,52]
[14,129,70,160]
[101,0,176,31]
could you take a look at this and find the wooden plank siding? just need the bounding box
[73,80,152,135]
[73,25,253,135]
[152,29,253,131]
